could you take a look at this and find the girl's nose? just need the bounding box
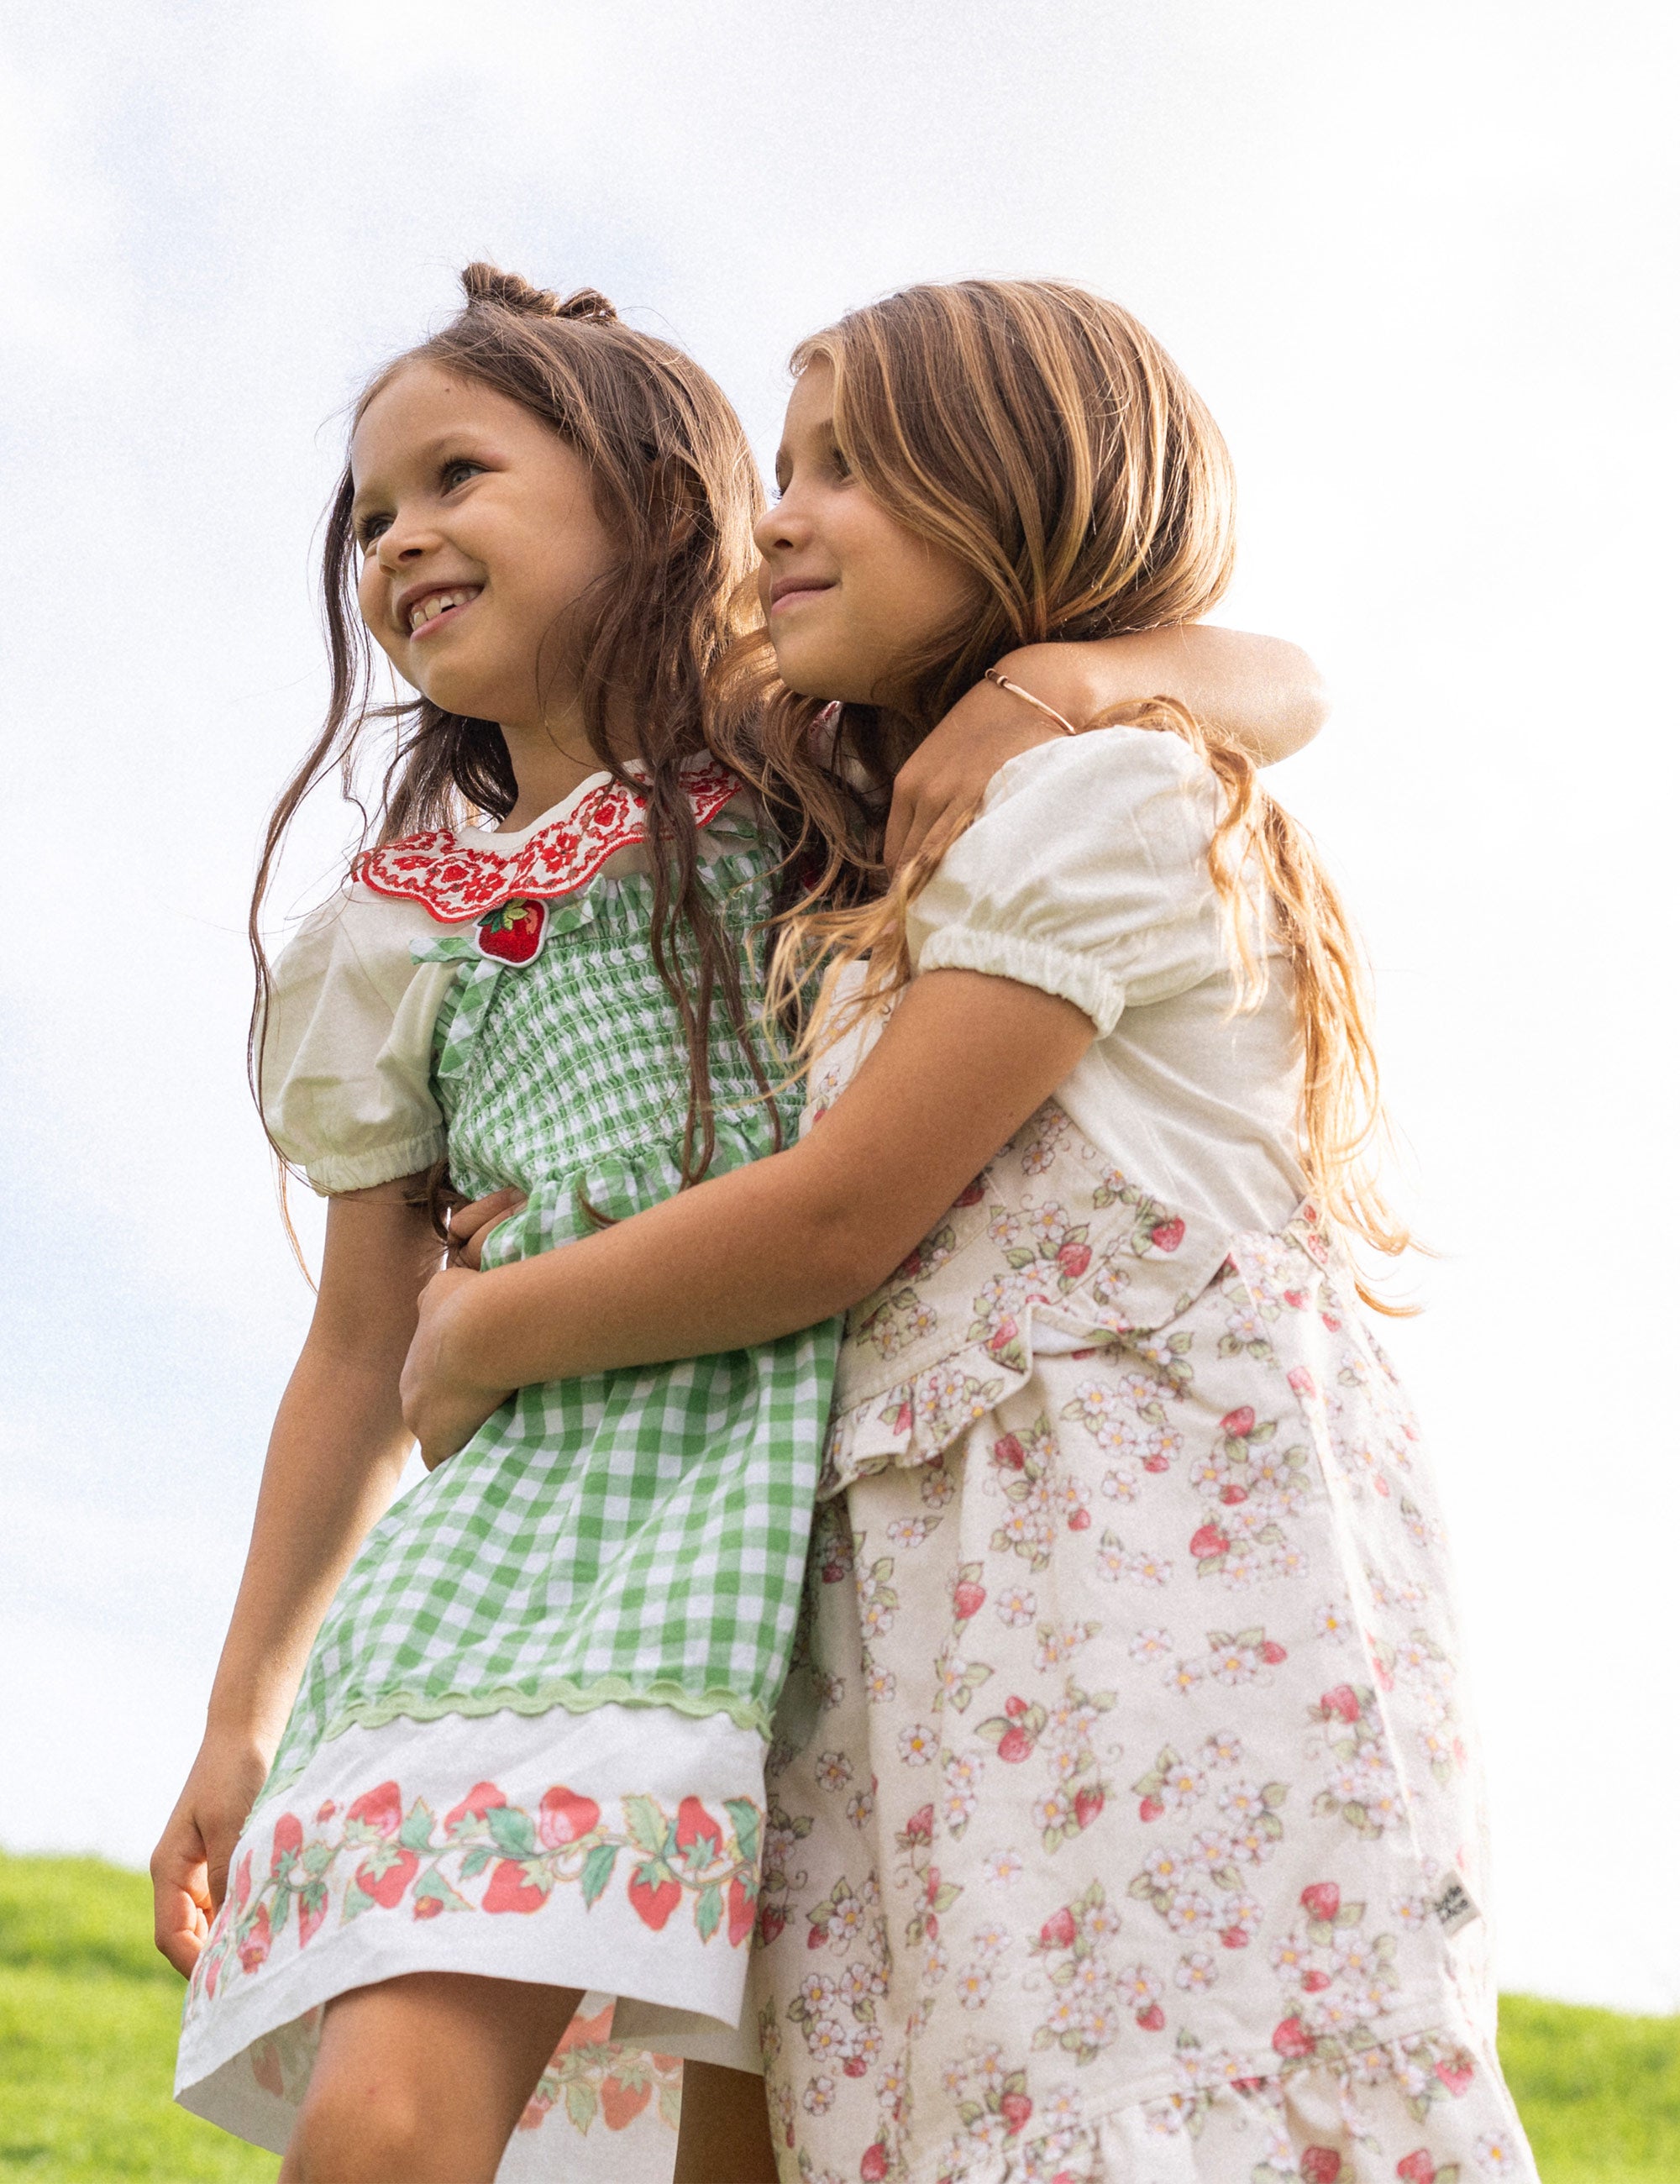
[376,513,441,573]
[753,491,809,559]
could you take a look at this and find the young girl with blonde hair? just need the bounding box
[409,281,1538,2183]
[155,264,1320,2184]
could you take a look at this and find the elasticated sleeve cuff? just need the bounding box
[915,927,1126,1037]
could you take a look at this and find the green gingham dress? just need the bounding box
[176,765,836,2172]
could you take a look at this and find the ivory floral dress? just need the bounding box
[751,731,1537,2184]
[174,763,836,2177]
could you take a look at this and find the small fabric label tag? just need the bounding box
[1433,1878,1480,1935]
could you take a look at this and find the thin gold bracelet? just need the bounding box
[984,668,1079,737]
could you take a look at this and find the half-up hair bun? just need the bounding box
[459,261,617,323]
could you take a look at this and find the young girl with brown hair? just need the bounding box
[409,281,1538,2182]
[154,265,1320,2183]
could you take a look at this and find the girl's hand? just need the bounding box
[885,629,1331,871]
[150,1729,274,1977]
[447,1186,527,1269]
[885,667,1065,871]
[402,1263,512,1467]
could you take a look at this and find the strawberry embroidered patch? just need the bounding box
[474,896,547,966]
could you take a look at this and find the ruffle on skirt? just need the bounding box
[821,1153,1230,1496]
[818,2016,1532,2184]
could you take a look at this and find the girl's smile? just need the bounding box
[398,582,483,640]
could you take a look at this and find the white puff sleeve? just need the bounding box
[906,726,1226,1034]
[260,887,459,1194]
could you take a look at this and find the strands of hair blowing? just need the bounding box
[711,279,1408,1301]
[250,262,776,1209]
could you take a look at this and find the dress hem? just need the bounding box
[266,1678,772,1798]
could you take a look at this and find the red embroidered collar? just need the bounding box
[354,764,743,923]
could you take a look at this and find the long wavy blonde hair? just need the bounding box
[711,279,1409,1292]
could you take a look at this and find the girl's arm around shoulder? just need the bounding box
[885,626,1326,869]
[402,970,1097,1465]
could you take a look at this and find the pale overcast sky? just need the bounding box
[2,0,1676,2012]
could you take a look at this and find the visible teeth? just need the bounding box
[408,588,472,633]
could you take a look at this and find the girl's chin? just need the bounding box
[769,653,867,707]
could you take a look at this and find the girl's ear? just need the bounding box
[648,454,704,554]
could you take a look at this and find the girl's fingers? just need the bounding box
[449,1189,522,1242]
[151,1823,213,1976]
[448,1189,525,1268]
[883,781,919,870]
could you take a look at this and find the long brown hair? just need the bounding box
[252,263,773,1192]
[714,279,1408,1288]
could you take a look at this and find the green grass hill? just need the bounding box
[2,1849,1677,2180]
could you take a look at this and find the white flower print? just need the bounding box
[1116,1367,1170,1409]
[1121,1546,1174,1588]
[864,1664,897,1704]
[1476,2132,1522,2174]
[987,1208,1027,1252]
[1139,1842,1188,1892]
[921,1463,956,1508]
[859,1595,896,1641]
[1116,1961,1160,2008]
[1215,1778,1270,1825]
[898,1722,937,1767]
[970,1922,1011,1962]
[1164,1887,1214,1934]
[1147,1424,1186,1467]
[1026,1201,1071,1249]
[1392,1889,1432,1935]
[846,1788,876,1829]
[1032,1787,1078,1837]
[1184,1828,1231,1872]
[762,1122,1525,2184]
[1020,1110,1071,1173]
[1034,1620,1097,1671]
[802,2076,836,2114]
[814,1751,853,1793]
[1160,1756,1209,1814]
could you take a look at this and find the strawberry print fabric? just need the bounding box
[751,1100,1538,2184]
[176,1704,764,2166]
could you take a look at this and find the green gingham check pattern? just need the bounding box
[265,845,837,1796]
